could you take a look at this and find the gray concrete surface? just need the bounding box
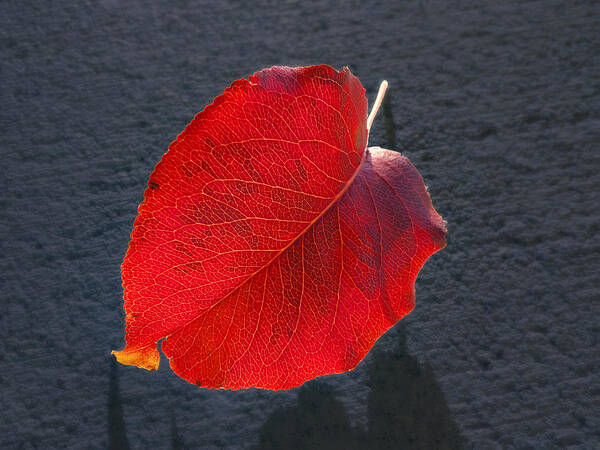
[2,0,599,448]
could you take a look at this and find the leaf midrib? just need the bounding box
[160,146,369,345]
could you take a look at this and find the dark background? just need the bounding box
[2,0,599,448]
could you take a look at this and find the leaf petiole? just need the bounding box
[367,80,388,131]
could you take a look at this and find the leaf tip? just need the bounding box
[112,344,160,371]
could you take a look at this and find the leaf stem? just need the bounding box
[367,80,388,131]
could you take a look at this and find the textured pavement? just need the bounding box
[2,1,599,448]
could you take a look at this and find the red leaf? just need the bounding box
[112,65,446,390]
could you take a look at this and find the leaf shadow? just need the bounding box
[255,382,363,450]
[382,91,397,149]
[255,325,463,449]
[108,358,130,450]
[170,408,185,450]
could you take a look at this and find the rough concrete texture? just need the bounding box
[2,0,599,448]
